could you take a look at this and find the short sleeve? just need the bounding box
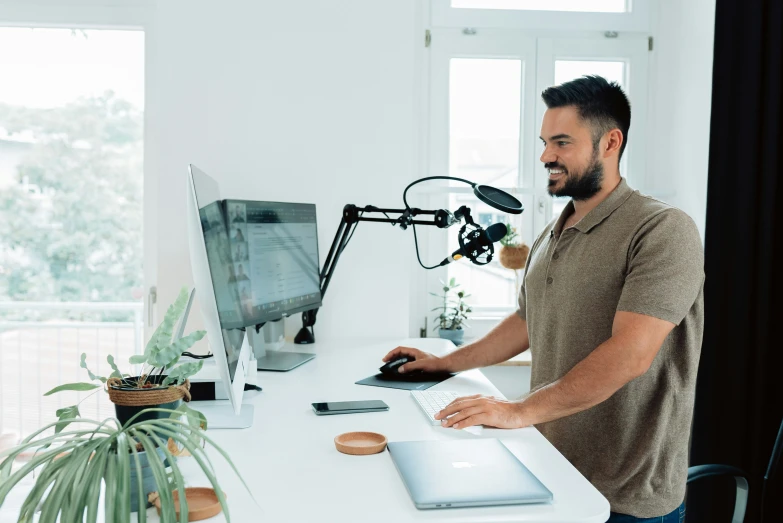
[617,209,704,325]
[516,281,527,320]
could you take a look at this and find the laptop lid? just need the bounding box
[387,439,553,509]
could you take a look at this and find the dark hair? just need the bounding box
[541,75,631,160]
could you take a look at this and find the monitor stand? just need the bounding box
[249,326,315,372]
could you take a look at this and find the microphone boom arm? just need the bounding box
[294,203,466,344]
[295,175,523,344]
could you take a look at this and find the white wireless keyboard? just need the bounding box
[410,390,459,425]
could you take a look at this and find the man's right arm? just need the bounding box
[382,312,530,374]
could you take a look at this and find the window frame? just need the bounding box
[421,22,650,326]
[0,2,153,436]
[431,0,650,32]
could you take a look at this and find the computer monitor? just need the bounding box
[224,199,321,371]
[186,164,253,420]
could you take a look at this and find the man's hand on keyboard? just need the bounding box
[435,395,529,430]
[381,346,449,375]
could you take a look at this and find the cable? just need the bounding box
[411,223,440,270]
[181,351,213,359]
[402,175,475,209]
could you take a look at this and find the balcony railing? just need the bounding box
[0,301,144,439]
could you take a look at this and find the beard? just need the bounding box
[547,150,604,201]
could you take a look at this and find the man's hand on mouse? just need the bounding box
[381,346,449,374]
[435,395,530,430]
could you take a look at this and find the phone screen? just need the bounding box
[312,400,388,413]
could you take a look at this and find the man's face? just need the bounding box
[539,106,604,201]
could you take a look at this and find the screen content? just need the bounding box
[225,200,322,325]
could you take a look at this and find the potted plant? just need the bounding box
[0,407,249,521]
[431,278,471,346]
[46,287,207,428]
[0,287,238,518]
[498,223,530,271]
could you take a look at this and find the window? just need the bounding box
[425,27,649,329]
[0,28,145,438]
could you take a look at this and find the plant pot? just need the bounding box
[128,447,167,512]
[108,375,190,428]
[439,328,465,346]
[499,244,530,270]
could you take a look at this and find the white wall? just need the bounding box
[647,0,716,241]
[148,0,422,347]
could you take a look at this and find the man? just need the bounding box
[383,76,703,522]
[232,205,245,223]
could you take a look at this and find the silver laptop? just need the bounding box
[387,439,553,509]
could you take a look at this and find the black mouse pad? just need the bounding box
[355,372,455,391]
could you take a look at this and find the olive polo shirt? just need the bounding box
[517,178,704,517]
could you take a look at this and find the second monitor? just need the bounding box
[224,199,322,371]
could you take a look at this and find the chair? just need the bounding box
[686,416,783,522]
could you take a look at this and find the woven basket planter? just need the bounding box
[499,244,530,270]
[107,376,191,427]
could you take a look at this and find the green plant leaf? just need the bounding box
[172,403,208,436]
[103,447,117,523]
[115,433,132,523]
[128,436,148,522]
[106,354,123,379]
[54,405,81,435]
[129,354,147,365]
[161,360,204,387]
[449,277,455,286]
[149,287,190,361]
[79,353,106,384]
[2,412,251,523]
[142,420,251,522]
[131,430,176,522]
[148,330,206,368]
[43,382,100,396]
[85,444,108,523]
[138,428,189,523]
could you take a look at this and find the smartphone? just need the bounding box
[312,400,389,415]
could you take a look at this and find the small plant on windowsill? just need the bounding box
[431,278,471,346]
[498,223,530,271]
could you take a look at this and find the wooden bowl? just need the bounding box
[151,487,224,521]
[334,431,388,455]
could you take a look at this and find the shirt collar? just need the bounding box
[552,178,634,237]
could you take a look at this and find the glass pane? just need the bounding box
[450,58,522,188]
[452,0,627,13]
[0,28,144,437]
[445,193,532,310]
[554,60,625,87]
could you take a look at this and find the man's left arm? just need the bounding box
[437,208,705,430]
[437,311,674,429]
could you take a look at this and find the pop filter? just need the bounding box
[473,185,524,214]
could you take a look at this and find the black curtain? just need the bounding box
[689,0,783,522]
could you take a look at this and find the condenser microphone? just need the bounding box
[439,222,508,266]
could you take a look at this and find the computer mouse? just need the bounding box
[379,356,415,376]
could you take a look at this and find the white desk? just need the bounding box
[0,338,609,523]
[168,338,608,523]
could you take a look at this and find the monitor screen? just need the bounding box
[225,200,322,325]
[191,170,245,382]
